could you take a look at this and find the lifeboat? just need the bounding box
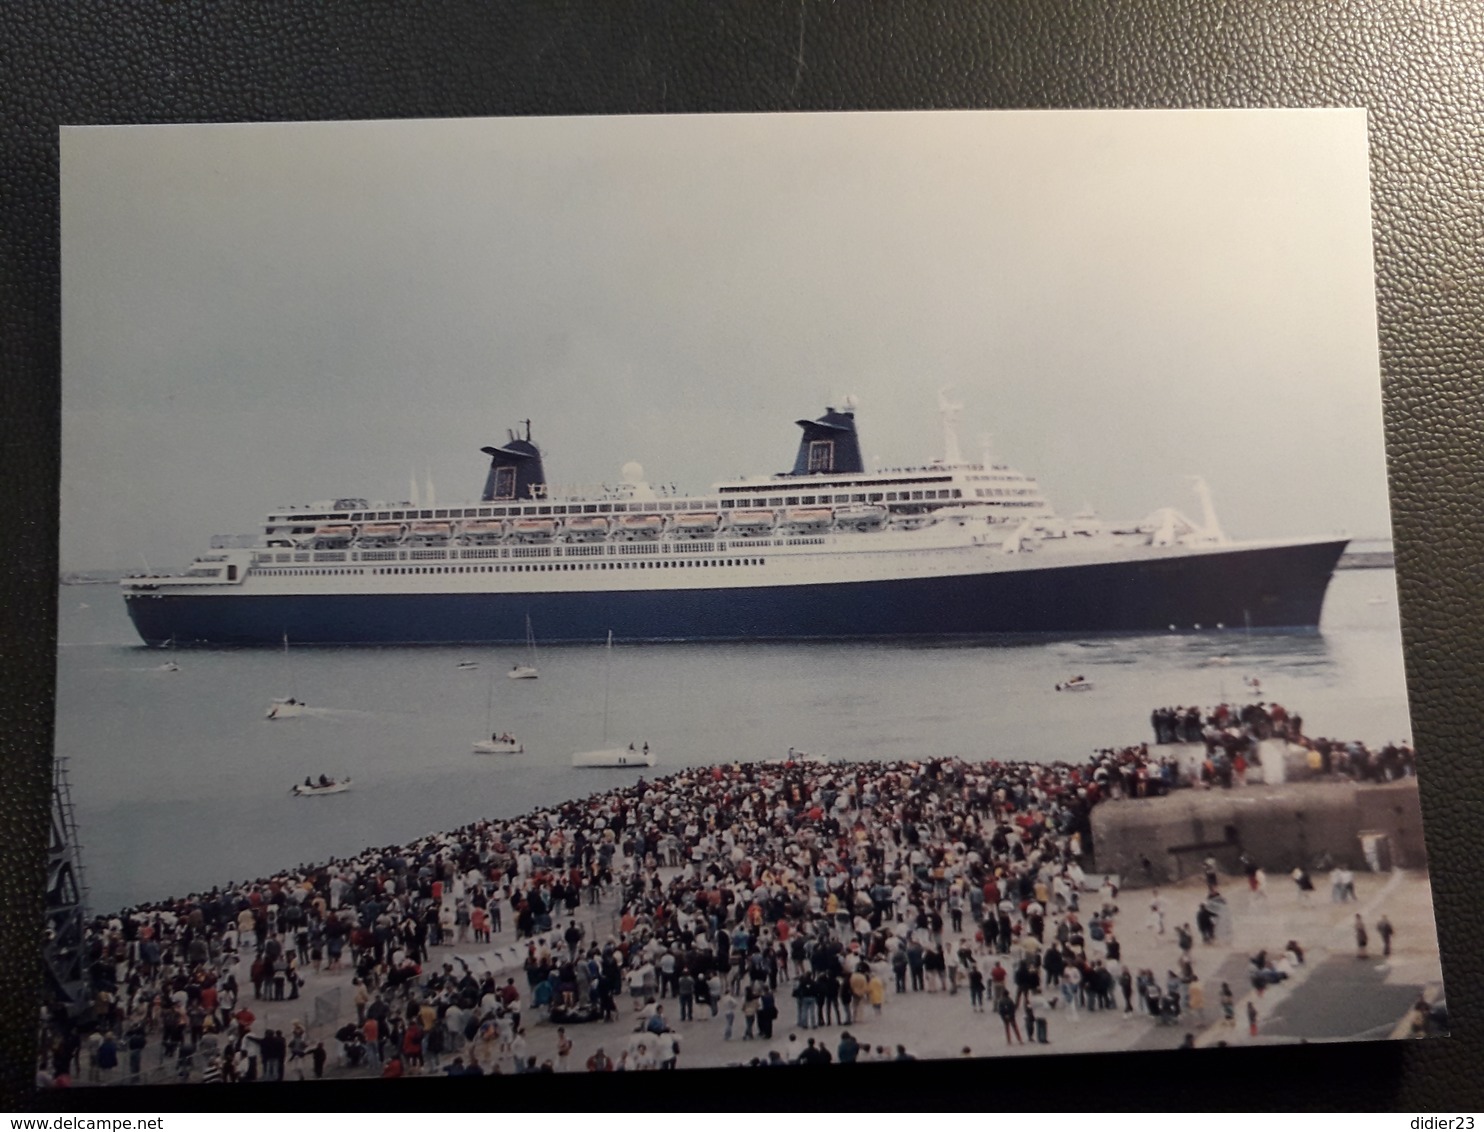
[313,524,355,547]
[832,504,887,529]
[358,523,404,547]
[460,519,506,544]
[782,507,833,532]
[729,510,777,532]
[564,516,610,540]
[672,512,721,535]
[408,521,452,546]
[512,518,558,540]
[618,514,664,537]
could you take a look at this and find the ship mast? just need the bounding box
[1192,476,1228,543]
[938,388,964,465]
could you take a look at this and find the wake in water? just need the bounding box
[265,704,428,721]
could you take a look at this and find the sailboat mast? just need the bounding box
[601,630,613,744]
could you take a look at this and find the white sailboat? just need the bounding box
[572,631,655,768]
[507,615,539,679]
[472,672,523,754]
[266,634,308,719]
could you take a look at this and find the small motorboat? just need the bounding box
[507,665,538,680]
[786,747,829,765]
[456,661,480,670]
[292,776,351,796]
[1055,676,1094,692]
[473,735,524,755]
[571,746,655,768]
[157,661,180,673]
[266,698,309,719]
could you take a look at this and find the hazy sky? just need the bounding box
[60,110,1390,571]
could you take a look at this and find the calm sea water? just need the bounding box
[55,568,1410,911]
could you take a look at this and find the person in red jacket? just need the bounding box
[402,1021,423,1068]
[585,1047,614,1072]
[362,1017,382,1066]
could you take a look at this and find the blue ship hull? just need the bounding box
[124,539,1348,646]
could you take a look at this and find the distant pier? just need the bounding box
[1336,548,1394,570]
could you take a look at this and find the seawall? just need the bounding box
[1090,777,1425,886]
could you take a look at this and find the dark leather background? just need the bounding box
[4,0,1482,1112]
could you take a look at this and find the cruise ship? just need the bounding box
[120,401,1348,645]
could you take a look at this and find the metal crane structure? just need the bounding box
[43,757,90,1013]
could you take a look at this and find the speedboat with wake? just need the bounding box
[267,698,309,720]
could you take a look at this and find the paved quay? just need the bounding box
[41,740,1439,1089]
[240,866,1439,1079]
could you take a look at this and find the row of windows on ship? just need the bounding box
[264,497,1049,550]
[254,557,769,577]
[265,483,1043,527]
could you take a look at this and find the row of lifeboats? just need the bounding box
[300,504,891,550]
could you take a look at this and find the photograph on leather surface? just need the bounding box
[45,109,1443,1088]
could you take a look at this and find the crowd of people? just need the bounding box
[1150,700,1305,746]
[1149,700,1417,789]
[37,704,1416,1087]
